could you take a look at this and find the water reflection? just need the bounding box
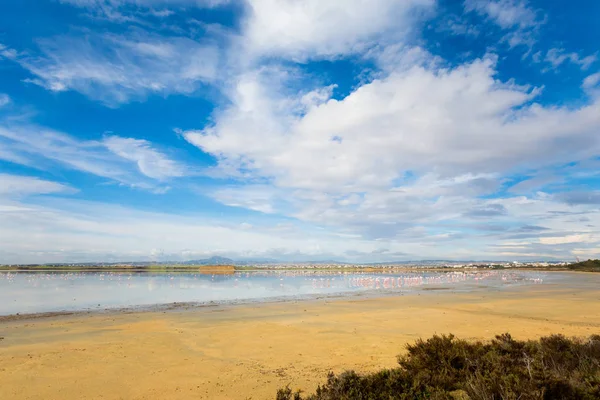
[0,270,549,315]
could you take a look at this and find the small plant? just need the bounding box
[276,334,600,399]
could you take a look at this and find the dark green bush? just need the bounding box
[276,334,600,400]
[565,259,600,272]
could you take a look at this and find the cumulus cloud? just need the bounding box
[242,0,434,60]
[185,56,599,192]
[15,31,219,105]
[181,46,600,256]
[2,0,599,262]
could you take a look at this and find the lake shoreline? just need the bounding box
[0,269,587,319]
[0,283,461,321]
[1,280,599,400]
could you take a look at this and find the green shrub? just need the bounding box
[276,334,600,400]
[565,259,600,272]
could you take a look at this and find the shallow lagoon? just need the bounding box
[0,269,562,315]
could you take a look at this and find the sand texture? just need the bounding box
[1,277,600,399]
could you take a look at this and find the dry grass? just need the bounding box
[198,265,236,274]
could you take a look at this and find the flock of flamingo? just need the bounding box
[1,269,545,292]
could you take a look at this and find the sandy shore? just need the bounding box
[1,279,599,400]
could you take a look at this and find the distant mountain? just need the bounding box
[235,258,281,265]
[3,257,572,268]
[297,259,350,265]
[181,256,235,265]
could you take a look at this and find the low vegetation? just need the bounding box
[277,333,600,400]
[564,259,600,272]
[198,265,236,274]
[0,264,244,272]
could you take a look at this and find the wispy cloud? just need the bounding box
[436,15,480,37]
[464,0,544,50]
[0,124,187,190]
[0,196,388,264]
[464,0,542,30]
[582,72,600,98]
[544,48,597,71]
[0,173,75,197]
[583,72,600,89]
[61,0,230,8]
[11,30,220,106]
[103,135,186,180]
[0,43,18,59]
[59,0,231,22]
[0,94,10,107]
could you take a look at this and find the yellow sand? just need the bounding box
[1,278,599,400]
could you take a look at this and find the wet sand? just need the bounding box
[1,279,599,399]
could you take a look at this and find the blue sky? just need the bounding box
[1,0,599,264]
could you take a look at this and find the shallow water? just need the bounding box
[0,269,568,315]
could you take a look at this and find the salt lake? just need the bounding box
[0,269,577,315]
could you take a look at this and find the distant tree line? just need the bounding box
[565,259,600,272]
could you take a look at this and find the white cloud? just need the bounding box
[508,174,560,194]
[242,0,434,60]
[62,0,229,7]
[464,0,541,30]
[0,174,74,197]
[539,234,595,245]
[3,1,431,104]
[182,50,600,248]
[544,48,597,71]
[1,175,599,263]
[15,31,219,105]
[436,16,480,37]
[186,56,599,191]
[2,0,600,262]
[0,94,10,107]
[59,0,230,22]
[582,72,600,90]
[0,196,396,264]
[0,124,186,189]
[464,0,544,51]
[208,185,281,214]
[103,136,186,180]
[0,43,18,59]
[0,148,33,166]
